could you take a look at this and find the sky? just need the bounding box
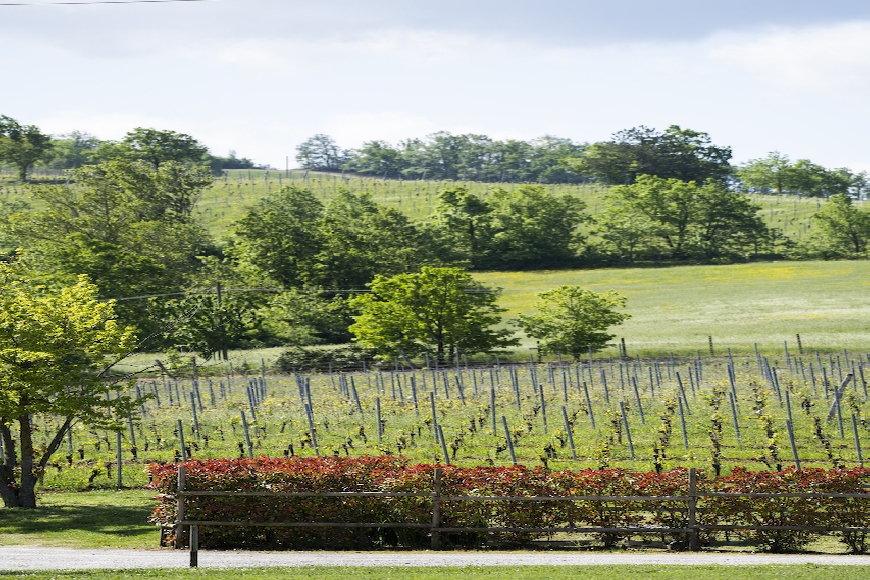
[2,0,870,170]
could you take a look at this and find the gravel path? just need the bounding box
[2,547,870,570]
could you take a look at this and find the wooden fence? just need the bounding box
[172,465,870,567]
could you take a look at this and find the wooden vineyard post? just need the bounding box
[176,465,188,549]
[687,468,700,552]
[561,406,577,460]
[431,468,442,550]
[116,431,122,489]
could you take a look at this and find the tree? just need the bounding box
[295,134,348,171]
[343,140,406,177]
[429,186,494,267]
[516,286,630,358]
[0,116,53,181]
[739,152,857,197]
[43,131,102,170]
[610,175,768,261]
[121,128,209,170]
[9,159,214,345]
[232,186,325,289]
[807,194,870,257]
[594,199,661,264]
[485,184,586,269]
[0,266,139,508]
[349,267,517,362]
[569,125,732,184]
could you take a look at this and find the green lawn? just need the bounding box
[476,260,870,357]
[0,490,159,549]
[4,565,870,580]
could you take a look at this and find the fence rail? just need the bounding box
[173,465,870,567]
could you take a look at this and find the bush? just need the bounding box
[148,459,870,551]
[275,345,377,373]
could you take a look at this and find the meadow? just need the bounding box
[476,260,870,356]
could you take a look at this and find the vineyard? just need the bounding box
[33,345,870,492]
[0,167,843,242]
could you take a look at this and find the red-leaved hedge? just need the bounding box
[147,457,870,552]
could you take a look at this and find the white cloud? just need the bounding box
[710,21,870,94]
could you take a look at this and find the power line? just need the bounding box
[0,0,209,6]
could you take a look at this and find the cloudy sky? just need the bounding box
[2,0,869,170]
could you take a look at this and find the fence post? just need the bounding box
[687,468,700,552]
[189,525,198,568]
[176,465,187,549]
[431,468,442,550]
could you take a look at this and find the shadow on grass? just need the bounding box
[0,501,156,541]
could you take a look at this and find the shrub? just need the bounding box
[147,459,870,552]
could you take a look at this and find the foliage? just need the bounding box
[231,186,325,289]
[802,194,870,258]
[262,289,355,346]
[148,457,870,552]
[120,128,209,170]
[0,265,139,508]
[41,131,102,170]
[296,134,349,171]
[485,185,586,269]
[0,115,53,182]
[428,185,586,269]
[609,175,769,261]
[516,286,630,358]
[568,126,732,185]
[299,132,586,183]
[275,344,377,372]
[234,187,445,291]
[9,159,214,346]
[349,267,518,361]
[738,152,865,198]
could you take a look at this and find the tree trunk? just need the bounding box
[17,414,37,508]
[0,419,19,507]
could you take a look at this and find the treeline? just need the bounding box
[297,126,869,198]
[0,118,262,179]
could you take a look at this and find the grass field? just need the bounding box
[475,260,870,357]
[5,566,870,580]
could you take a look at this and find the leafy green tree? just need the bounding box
[610,175,768,261]
[262,289,354,345]
[806,194,870,257]
[594,199,661,264]
[0,266,139,508]
[232,186,325,288]
[739,152,857,197]
[429,186,494,267]
[121,128,208,170]
[10,159,213,344]
[295,134,348,171]
[485,184,586,268]
[569,125,732,184]
[516,286,630,358]
[738,151,792,194]
[42,131,103,170]
[343,140,406,177]
[0,116,53,181]
[349,267,517,362]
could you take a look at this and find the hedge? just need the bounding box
[147,457,870,552]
